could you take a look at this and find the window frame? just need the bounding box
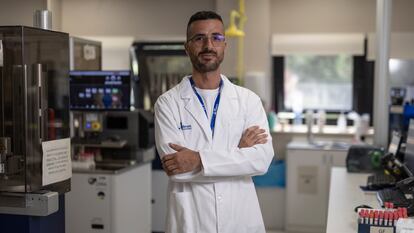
[272,47,374,125]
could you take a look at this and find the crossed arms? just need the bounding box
[162,126,268,176]
[154,95,274,182]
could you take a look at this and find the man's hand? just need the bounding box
[238,125,268,148]
[161,143,202,176]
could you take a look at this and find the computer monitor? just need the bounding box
[404,119,414,172]
[70,71,131,111]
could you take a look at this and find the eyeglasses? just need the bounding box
[187,34,226,47]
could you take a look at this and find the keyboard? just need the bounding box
[377,188,413,207]
[366,173,396,190]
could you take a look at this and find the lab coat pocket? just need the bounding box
[227,119,245,149]
[170,192,197,232]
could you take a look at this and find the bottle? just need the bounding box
[293,110,302,127]
[317,110,326,132]
[337,112,347,132]
[267,110,277,131]
[305,109,314,143]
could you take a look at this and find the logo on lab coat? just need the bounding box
[179,122,192,130]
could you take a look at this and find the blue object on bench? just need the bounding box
[253,159,285,188]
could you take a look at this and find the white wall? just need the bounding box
[215,0,238,78]
[6,0,414,107]
[0,0,63,31]
[215,0,272,108]
[244,0,271,109]
[270,0,414,33]
[47,0,62,31]
[61,0,215,38]
[0,0,47,26]
[61,0,215,70]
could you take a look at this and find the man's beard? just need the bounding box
[190,49,223,73]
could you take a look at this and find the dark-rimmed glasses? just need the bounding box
[187,34,225,47]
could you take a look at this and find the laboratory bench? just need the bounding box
[326,167,378,233]
[271,125,374,160]
[285,141,350,233]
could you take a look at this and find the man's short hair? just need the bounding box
[186,11,223,40]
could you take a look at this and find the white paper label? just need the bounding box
[370,226,394,233]
[0,40,3,67]
[83,44,96,60]
[42,138,72,186]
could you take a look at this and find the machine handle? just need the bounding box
[35,63,43,143]
[35,63,48,143]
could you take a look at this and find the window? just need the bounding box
[284,54,353,112]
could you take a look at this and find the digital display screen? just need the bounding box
[70,71,131,111]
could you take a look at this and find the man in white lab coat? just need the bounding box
[154,11,275,233]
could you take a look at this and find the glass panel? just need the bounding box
[23,27,70,193]
[284,54,353,111]
[0,26,25,192]
[142,55,192,110]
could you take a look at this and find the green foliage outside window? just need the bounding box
[286,55,352,83]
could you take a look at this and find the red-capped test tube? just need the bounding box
[359,209,364,224]
[388,211,394,226]
[379,211,384,226]
[384,211,389,226]
[370,210,375,225]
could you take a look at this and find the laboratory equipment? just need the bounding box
[65,147,154,233]
[131,41,192,110]
[67,69,154,232]
[0,26,71,196]
[69,70,131,111]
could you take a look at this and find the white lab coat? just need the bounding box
[154,75,274,233]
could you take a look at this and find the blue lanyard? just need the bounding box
[189,77,223,136]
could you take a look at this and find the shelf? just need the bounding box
[72,139,127,148]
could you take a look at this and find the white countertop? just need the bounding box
[271,124,374,137]
[326,167,380,233]
[287,140,350,151]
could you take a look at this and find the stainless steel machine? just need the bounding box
[0,26,70,216]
